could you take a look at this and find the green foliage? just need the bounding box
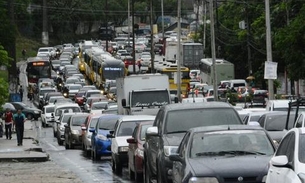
[0,77,9,105]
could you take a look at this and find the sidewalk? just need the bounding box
[0,120,49,162]
[0,62,49,162]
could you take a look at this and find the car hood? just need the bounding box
[163,133,186,146]
[189,155,271,176]
[267,131,287,142]
[71,126,82,131]
[98,129,111,137]
[115,136,131,147]
[69,90,79,94]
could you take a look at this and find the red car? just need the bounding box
[127,121,153,182]
[74,90,86,106]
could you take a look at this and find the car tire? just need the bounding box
[144,156,151,183]
[42,121,46,128]
[69,141,74,149]
[129,164,135,180]
[111,156,115,171]
[114,157,122,175]
[57,137,63,145]
[65,140,70,149]
[53,129,56,137]
[93,148,100,161]
[86,150,91,157]
[27,113,33,120]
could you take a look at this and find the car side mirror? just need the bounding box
[169,153,182,162]
[127,137,136,144]
[107,134,114,138]
[89,128,95,133]
[270,155,292,168]
[146,126,158,137]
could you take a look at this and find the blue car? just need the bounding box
[90,115,123,160]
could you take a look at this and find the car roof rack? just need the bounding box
[286,97,305,130]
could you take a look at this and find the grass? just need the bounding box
[16,36,44,62]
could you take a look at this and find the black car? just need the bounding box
[10,102,41,120]
[169,125,276,183]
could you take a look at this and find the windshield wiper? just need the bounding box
[99,128,109,130]
[196,150,266,156]
[166,130,187,134]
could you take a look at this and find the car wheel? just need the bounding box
[69,141,74,149]
[144,156,151,183]
[42,121,46,128]
[57,137,63,145]
[93,148,100,161]
[27,113,33,120]
[129,163,135,180]
[53,129,56,137]
[115,157,122,175]
[86,149,91,157]
[65,140,70,149]
[111,156,115,171]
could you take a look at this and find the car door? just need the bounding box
[267,132,294,183]
[295,114,303,128]
[172,132,190,183]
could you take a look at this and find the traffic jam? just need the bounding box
[17,35,305,183]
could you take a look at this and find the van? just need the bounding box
[265,100,290,111]
[229,79,247,90]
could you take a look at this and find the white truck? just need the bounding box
[116,74,171,115]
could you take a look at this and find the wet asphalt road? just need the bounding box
[38,126,135,183]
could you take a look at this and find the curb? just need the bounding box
[0,153,50,162]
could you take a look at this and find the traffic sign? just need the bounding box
[264,61,277,79]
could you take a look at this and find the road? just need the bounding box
[38,124,134,183]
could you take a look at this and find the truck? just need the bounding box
[116,74,171,115]
[180,43,204,69]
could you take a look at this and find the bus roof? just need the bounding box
[200,58,233,66]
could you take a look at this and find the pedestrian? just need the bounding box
[2,108,13,140]
[19,85,23,102]
[13,109,26,146]
[28,85,34,101]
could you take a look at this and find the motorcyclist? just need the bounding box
[62,86,69,98]
[56,76,63,91]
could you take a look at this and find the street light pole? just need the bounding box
[210,0,218,101]
[161,0,165,39]
[127,0,130,46]
[265,0,274,99]
[150,0,155,73]
[177,0,182,102]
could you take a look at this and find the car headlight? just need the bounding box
[164,146,178,156]
[97,134,107,140]
[56,71,59,74]
[135,148,144,158]
[60,126,65,131]
[188,177,219,183]
[118,146,129,152]
[101,90,104,94]
[59,83,62,86]
[34,111,40,114]
[63,93,68,97]
[72,130,79,135]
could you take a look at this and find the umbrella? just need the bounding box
[246,76,255,80]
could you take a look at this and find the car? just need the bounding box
[64,113,89,149]
[257,111,295,143]
[80,85,97,91]
[127,121,153,182]
[84,96,106,113]
[241,110,271,125]
[81,114,104,156]
[65,77,81,85]
[67,84,82,99]
[10,102,41,120]
[41,104,55,127]
[135,43,146,53]
[266,127,305,183]
[251,89,268,106]
[169,125,276,183]
[90,101,109,114]
[90,115,123,160]
[83,90,104,102]
[48,96,66,105]
[56,113,75,145]
[144,102,243,183]
[107,115,156,175]
[71,74,85,83]
[106,87,117,101]
[43,92,63,107]
[74,90,86,107]
[51,59,61,71]
[37,87,57,108]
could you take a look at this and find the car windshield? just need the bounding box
[98,117,119,130]
[55,107,81,116]
[49,97,64,103]
[45,107,55,113]
[190,130,274,158]
[92,103,108,110]
[72,116,88,126]
[89,118,99,128]
[140,124,153,141]
[264,114,295,131]
[117,120,149,137]
[62,115,72,123]
[69,85,82,90]
[165,108,241,134]
[299,134,305,163]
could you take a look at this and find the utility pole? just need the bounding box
[265,0,274,99]
[246,0,252,75]
[202,0,207,57]
[132,0,136,74]
[42,0,48,45]
[195,0,200,41]
[105,0,109,52]
[210,0,218,101]
[150,0,155,73]
[177,0,182,102]
[128,0,131,46]
[161,0,165,39]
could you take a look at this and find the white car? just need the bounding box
[41,104,55,127]
[90,101,109,114]
[108,115,155,174]
[37,47,56,58]
[266,128,305,183]
[67,84,83,98]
